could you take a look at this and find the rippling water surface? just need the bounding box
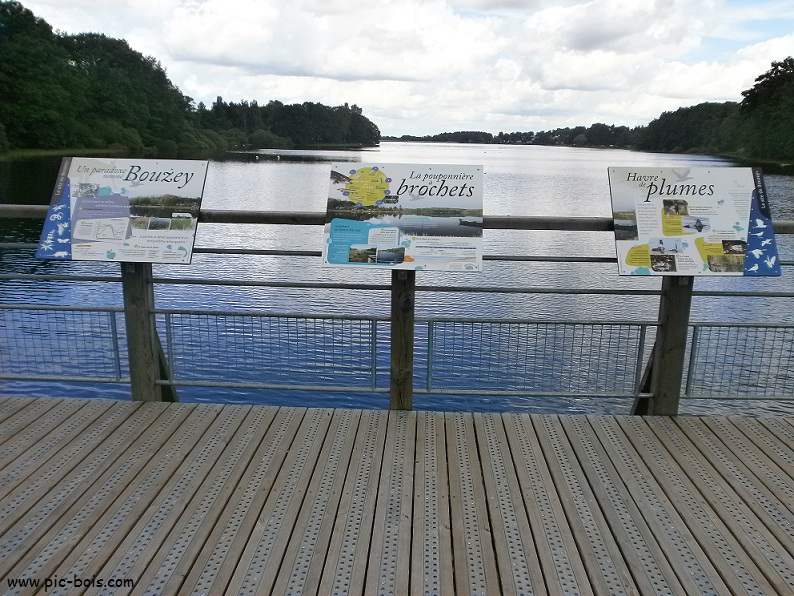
[1,143,792,414]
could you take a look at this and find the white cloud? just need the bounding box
[17,0,794,136]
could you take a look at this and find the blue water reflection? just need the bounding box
[1,143,792,413]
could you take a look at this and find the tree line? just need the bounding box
[0,1,380,154]
[386,57,794,163]
[2,1,791,162]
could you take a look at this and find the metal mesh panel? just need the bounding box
[427,321,646,395]
[686,325,794,397]
[160,313,380,388]
[0,308,125,380]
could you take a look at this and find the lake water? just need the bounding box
[1,143,792,414]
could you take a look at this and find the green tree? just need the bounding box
[248,129,292,149]
[0,1,84,148]
[586,123,613,146]
[636,102,738,153]
[0,123,9,152]
[741,57,794,108]
[0,2,382,152]
[740,57,794,159]
[58,32,194,152]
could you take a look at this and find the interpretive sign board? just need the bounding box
[322,163,483,271]
[37,157,208,264]
[608,166,781,276]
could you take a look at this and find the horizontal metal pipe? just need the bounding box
[151,277,392,290]
[0,303,123,312]
[0,374,130,383]
[154,308,390,321]
[413,389,794,400]
[0,274,122,283]
[2,271,793,298]
[7,303,793,328]
[2,204,793,233]
[416,317,661,325]
[2,246,791,268]
[411,388,652,398]
[154,379,390,392]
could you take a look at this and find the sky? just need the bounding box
[18,0,794,137]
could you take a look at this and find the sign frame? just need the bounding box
[322,163,484,272]
[608,166,781,276]
[37,157,209,264]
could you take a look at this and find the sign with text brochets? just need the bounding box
[37,157,208,264]
[608,166,781,276]
[322,163,484,271]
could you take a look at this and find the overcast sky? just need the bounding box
[19,0,794,137]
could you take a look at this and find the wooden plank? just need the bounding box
[681,418,794,536]
[317,409,389,596]
[530,415,639,595]
[224,408,333,595]
[587,416,732,594]
[0,396,62,430]
[473,413,544,596]
[0,401,166,557]
[757,417,794,466]
[660,417,794,591]
[0,399,113,488]
[56,403,222,592]
[617,415,781,594]
[714,417,794,489]
[562,416,690,594]
[106,406,251,593]
[178,406,306,595]
[0,398,792,596]
[502,413,594,595]
[270,409,362,596]
[411,411,453,596]
[365,410,416,596]
[2,401,200,583]
[445,412,500,596]
[0,401,154,533]
[0,396,31,422]
[135,405,280,595]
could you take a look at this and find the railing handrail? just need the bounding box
[3,204,794,234]
[4,271,794,298]
[2,204,793,412]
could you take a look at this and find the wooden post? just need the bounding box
[121,262,178,402]
[645,275,693,415]
[390,270,415,410]
[631,344,654,415]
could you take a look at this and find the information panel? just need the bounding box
[322,163,483,271]
[37,157,208,264]
[608,166,781,276]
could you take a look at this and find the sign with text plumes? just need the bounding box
[608,167,781,276]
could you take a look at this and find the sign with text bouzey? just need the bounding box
[322,163,483,271]
[37,157,208,264]
[608,166,781,276]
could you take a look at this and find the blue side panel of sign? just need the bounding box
[744,191,781,275]
[36,177,72,260]
[744,170,781,276]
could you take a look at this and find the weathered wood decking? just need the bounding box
[0,397,792,595]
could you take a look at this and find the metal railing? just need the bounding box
[2,205,793,413]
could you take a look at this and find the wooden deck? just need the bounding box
[0,397,792,595]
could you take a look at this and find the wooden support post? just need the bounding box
[121,262,178,402]
[390,270,415,410]
[631,344,654,416]
[645,276,693,415]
